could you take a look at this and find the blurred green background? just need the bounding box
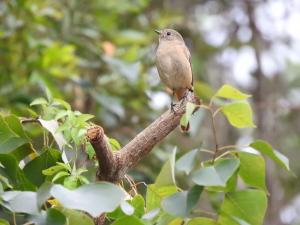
[1,0,299,224]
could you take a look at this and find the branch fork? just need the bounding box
[86,91,200,183]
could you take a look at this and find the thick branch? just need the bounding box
[86,91,200,182]
[86,126,116,182]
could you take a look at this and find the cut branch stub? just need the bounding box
[86,126,117,182]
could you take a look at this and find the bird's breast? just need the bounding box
[155,42,192,89]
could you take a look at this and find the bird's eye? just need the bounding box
[167,32,171,36]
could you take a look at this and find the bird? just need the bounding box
[155,28,193,131]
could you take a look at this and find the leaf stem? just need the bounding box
[192,209,217,217]
[215,150,234,161]
[209,96,215,108]
[200,149,215,154]
[199,104,210,110]
[210,108,219,164]
[218,145,238,151]
[213,107,222,117]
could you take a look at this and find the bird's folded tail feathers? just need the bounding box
[175,88,188,100]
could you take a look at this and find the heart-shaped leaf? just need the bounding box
[221,102,255,128]
[250,140,289,171]
[50,183,125,217]
[215,84,251,100]
[191,158,240,187]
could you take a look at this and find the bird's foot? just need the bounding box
[179,89,190,107]
[170,102,177,114]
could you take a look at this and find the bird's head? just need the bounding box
[155,28,184,43]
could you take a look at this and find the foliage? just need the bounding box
[0,84,290,224]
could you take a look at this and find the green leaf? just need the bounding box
[55,110,68,120]
[52,171,70,182]
[111,215,144,225]
[146,184,177,211]
[131,194,145,217]
[78,175,90,185]
[37,182,53,209]
[191,158,240,187]
[38,119,67,151]
[0,115,15,142]
[86,143,95,159]
[0,182,3,193]
[176,149,199,175]
[23,148,61,186]
[156,212,177,225]
[58,208,94,225]
[0,116,35,161]
[120,201,134,215]
[56,162,72,172]
[161,191,188,217]
[250,140,290,171]
[106,207,125,220]
[1,191,38,214]
[238,152,267,192]
[215,84,251,100]
[42,165,67,176]
[206,170,238,193]
[50,183,125,217]
[180,102,196,127]
[155,148,176,187]
[0,154,35,191]
[221,102,255,128]
[63,176,79,189]
[194,81,215,101]
[109,138,121,151]
[218,190,267,225]
[52,98,71,110]
[142,208,160,220]
[0,219,10,225]
[75,168,88,176]
[30,97,48,106]
[0,174,13,189]
[46,208,66,225]
[76,114,94,123]
[187,217,220,225]
[4,115,29,138]
[168,218,184,225]
[161,185,203,217]
[186,185,204,213]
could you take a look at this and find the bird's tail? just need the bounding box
[175,88,191,132]
[174,88,187,100]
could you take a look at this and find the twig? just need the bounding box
[20,117,40,124]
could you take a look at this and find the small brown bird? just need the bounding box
[155,28,193,131]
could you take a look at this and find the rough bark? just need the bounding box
[86,91,199,225]
[86,91,200,183]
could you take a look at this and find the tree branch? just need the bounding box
[86,126,117,182]
[86,91,200,182]
[20,117,40,124]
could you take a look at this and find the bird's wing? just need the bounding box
[184,45,194,87]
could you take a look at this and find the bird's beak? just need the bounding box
[154,29,161,35]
